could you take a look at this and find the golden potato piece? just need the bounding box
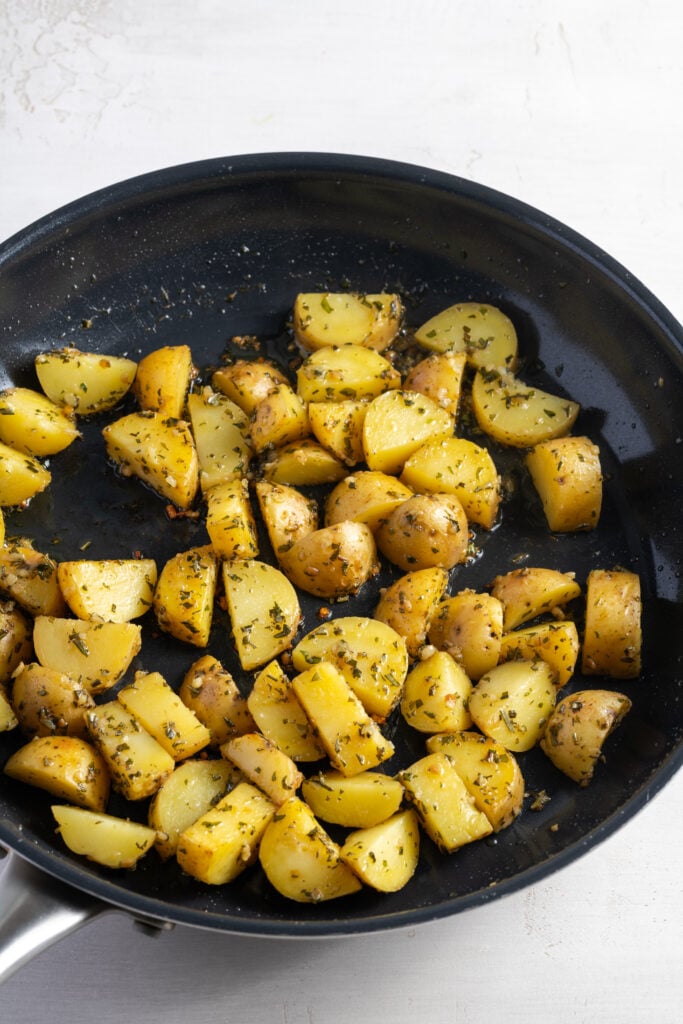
[400,436,501,529]
[414,301,518,371]
[499,620,580,689]
[222,559,301,671]
[102,411,199,509]
[0,600,33,686]
[399,752,493,853]
[34,348,137,415]
[0,442,51,507]
[211,358,288,415]
[247,659,324,762]
[11,662,94,739]
[403,350,467,418]
[255,479,318,565]
[283,521,379,600]
[376,493,469,572]
[427,590,504,680]
[85,700,174,800]
[247,383,309,453]
[540,689,632,785]
[526,435,602,532]
[133,344,194,419]
[293,292,403,352]
[32,616,142,695]
[205,478,259,561]
[117,670,211,761]
[373,566,449,659]
[308,399,367,466]
[220,732,303,806]
[0,387,80,457]
[490,566,581,631]
[325,471,413,532]
[262,439,347,487]
[471,368,579,448]
[57,558,157,623]
[186,388,251,491]
[341,809,420,893]
[0,686,18,732]
[296,344,400,403]
[0,539,65,617]
[153,545,218,647]
[400,650,472,734]
[179,654,255,746]
[468,659,556,752]
[52,805,156,870]
[4,734,110,811]
[362,389,454,476]
[301,770,404,829]
[582,569,642,678]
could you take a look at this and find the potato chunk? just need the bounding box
[0,444,51,507]
[293,292,402,352]
[499,620,580,688]
[255,479,318,564]
[283,521,379,600]
[133,344,194,419]
[11,662,94,739]
[373,567,449,659]
[186,388,252,490]
[0,387,80,456]
[399,752,493,853]
[0,539,65,617]
[0,600,33,685]
[179,654,255,745]
[324,471,413,532]
[153,545,217,647]
[117,670,211,761]
[296,344,400,403]
[427,590,504,680]
[540,689,632,785]
[148,758,242,860]
[211,358,288,414]
[308,400,367,466]
[403,350,467,418]
[220,732,303,806]
[57,558,157,622]
[490,566,581,631]
[526,435,602,532]
[247,383,309,453]
[400,650,472,734]
[468,660,556,752]
[4,734,110,811]
[362,390,454,475]
[34,348,137,415]
[1,686,18,732]
[205,478,259,561]
[301,770,404,829]
[471,368,580,448]
[376,493,469,572]
[247,659,324,762]
[52,805,156,869]
[262,439,347,487]
[414,301,518,371]
[102,411,199,509]
[222,559,301,671]
[582,569,642,678]
[341,809,420,892]
[400,437,501,529]
[85,700,175,800]
[32,616,142,695]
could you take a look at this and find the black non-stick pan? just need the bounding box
[0,153,681,970]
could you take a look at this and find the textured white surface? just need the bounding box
[1,1,682,1021]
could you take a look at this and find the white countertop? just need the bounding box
[1,2,681,1021]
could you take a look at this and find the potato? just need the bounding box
[292,662,395,776]
[261,439,347,486]
[247,382,310,453]
[398,752,493,853]
[540,689,632,785]
[0,442,51,507]
[283,521,380,600]
[11,662,94,738]
[307,399,367,466]
[324,471,413,532]
[211,358,289,414]
[186,388,252,490]
[52,805,157,870]
[414,301,518,371]
[35,348,137,415]
[4,734,110,811]
[57,558,157,623]
[1,686,18,732]
[425,731,524,831]
[222,559,301,671]
[179,654,255,745]
[220,732,304,806]
[247,659,324,762]
[400,650,472,733]
[292,615,409,721]
[362,389,454,476]
[427,590,504,680]
[0,508,3,546]
[471,368,580,448]
[582,569,642,678]
[526,435,602,532]
[400,437,501,529]
[0,600,33,685]
[258,795,362,902]
[296,344,401,403]
[468,659,556,752]
[490,566,581,631]
[148,758,242,860]
[153,545,218,647]
[133,344,194,419]
[102,411,199,509]
[177,781,276,886]
[403,350,467,418]
[0,387,80,456]
[292,292,403,352]
[117,670,211,761]
[255,479,318,564]
[0,539,65,617]
[32,616,142,695]
[373,567,449,659]
[301,769,404,829]
[375,493,469,572]
[341,809,421,892]
[85,700,175,800]
[499,620,580,688]
[205,478,259,561]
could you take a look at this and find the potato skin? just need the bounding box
[540,689,632,785]
[582,569,641,678]
[526,436,602,532]
[284,521,380,599]
[376,493,469,571]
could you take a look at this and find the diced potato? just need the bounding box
[468,659,556,752]
[292,615,408,721]
[375,492,469,572]
[262,439,347,486]
[32,616,142,695]
[362,389,454,475]
[400,437,501,529]
[186,388,252,490]
[247,659,324,762]
[293,292,403,352]
[133,344,194,419]
[258,795,362,902]
[499,620,580,688]
[490,566,582,631]
[177,781,275,885]
[179,654,255,745]
[0,600,33,685]
[4,734,110,811]
[425,731,524,831]
[148,758,242,859]
[247,382,310,453]
[540,689,632,785]
[308,400,367,466]
[85,700,175,800]
[0,539,66,617]
[11,662,94,738]
[400,650,472,733]
[341,809,420,893]
[0,442,51,507]
[52,805,157,869]
[205,478,259,561]
[324,471,413,532]
[471,368,580,448]
[211,358,289,415]
[117,671,211,761]
[102,411,199,509]
[373,567,449,659]
[399,752,493,852]
[283,521,380,600]
[153,545,217,647]
[526,435,602,532]
[254,479,318,565]
[35,348,137,415]
[0,387,80,456]
[57,558,157,622]
[0,685,18,732]
[301,769,404,828]
[582,569,642,678]
[220,732,303,806]
[296,344,401,403]
[427,590,504,680]
[292,662,395,776]
[403,350,467,418]
[222,559,301,671]
[414,301,518,371]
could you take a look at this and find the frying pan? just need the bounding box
[0,153,681,976]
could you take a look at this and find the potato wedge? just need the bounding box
[247,382,310,453]
[57,558,157,622]
[148,758,243,859]
[400,650,472,734]
[0,600,33,685]
[296,344,401,403]
[186,388,252,490]
[403,350,467,418]
[258,795,362,902]
[220,732,303,806]
[427,590,504,680]
[499,620,580,689]
[362,390,454,476]
[254,479,318,564]
[212,358,289,414]
[179,654,255,745]
[301,769,404,829]
[35,347,137,415]
[222,559,301,671]
[4,734,110,811]
[52,805,157,869]
[0,442,51,507]
[414,301,518,371]
[283,521,380,600]
[373,566,449,659]
[133,344,194,419]
[399,752,493,853]
[0,539,65,617]
[341,809,420,893]
[0,387,80,456]
[540,688,633,785]
[471,368,580,448]
[0,686,18,732]
[102,411,199,509]
[526,435,602,532]
[247,659,324,762]
[307,399,367,466]
[262,439,347,486]
[153,545,217,647]
[582,569,642,678]
[490,566,581,631]
[375,492,469,572]
[324,471,413,532]
[85,700,175,800]
[468,659,556,752]
[117,671,211,761]
[293,292,403,352]
[400,436,501,529]
[32,616,142,695]
[11,662,94,739]
[205,478,259,561]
